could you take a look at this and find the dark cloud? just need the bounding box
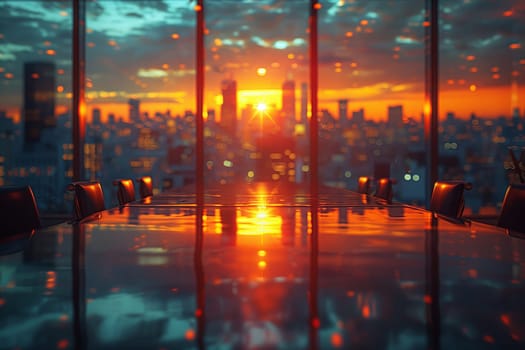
[125,12,143,18]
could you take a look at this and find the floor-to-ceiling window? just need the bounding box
[85,0,196,207]
[203,0,310,189]
[439,0,525,220]
[318,0,427,204]
[0,1,73,216]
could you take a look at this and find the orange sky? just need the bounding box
[4,84,524,124]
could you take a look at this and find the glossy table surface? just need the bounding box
[1,182,524,349]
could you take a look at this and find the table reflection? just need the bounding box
[0,186,524,349]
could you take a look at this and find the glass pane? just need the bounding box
[86,0,196,206]
[0,1,73,218]
[319,1,426,204]
[439,0,525,220]
[204,0,310,188]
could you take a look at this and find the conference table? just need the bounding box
[0,182,524,349]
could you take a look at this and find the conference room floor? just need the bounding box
[1,182,524,349]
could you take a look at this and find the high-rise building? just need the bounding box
[129,98,140,123]
[338,99,348,127]
[281,80,296,135]
[23,61,56,144]
[92,107,102,124]
[221,79,237,138]
[352,108,365,124]
[300,82,307,124]
[388,105,403,128]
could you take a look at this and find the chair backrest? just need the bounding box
[375,178,393,202]
[357,176,371,194]
[498,183,525,232]
[0,186,41,236]
[114,179,135,205]
[70,181,105,220]
[138,176,153,199]
[430,180,471,218]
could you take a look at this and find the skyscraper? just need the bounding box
[300,82,307,124]
[388,105,403,128]
[338,99,348,128]
[282,80,296,120]
[221,79,237,138]
[23,61,56,144]
[129,98,140,123]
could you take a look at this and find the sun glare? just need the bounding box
[256,102,267,112]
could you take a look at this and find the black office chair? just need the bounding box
[69,181,106,220]
[113,178,136,205]
[357,176,371,195]
[497,183,525,233]
[0,186,41,236]
[375,178,393,203]
[137,176,153,199]
[430,180,472,218]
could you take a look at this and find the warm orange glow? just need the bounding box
[59,314,68,321]
[258,260,267,268]
[466,55,476,61]
[503,10,514,17]
[108,39,117,47]
[469,84,477,92]
[362,305,371,318]
[424,294,432,304]
[346,290,355,297]
[509,43,521,50]
[345,31,353,38]
[46,49,56,56]
[185,329,195,341]
[44,40,52,46]
[423,21,430,27]
[57,339,69,350]
[57,85,64,93]
[171,33,180,40]
[31,73,39,79]
[314,3,322,10]
[360,19,369,26]
[256,67,267,76]
[257,250,267,257]
[87,42,96,48]
[46,271,56,289]
[194,4,202,11]
[331,332,344,348]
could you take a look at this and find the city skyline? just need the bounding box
[1,0,524,123]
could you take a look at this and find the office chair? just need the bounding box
[113,178,136,205]
[69,181,106,220]
[430,180,472,218]
[497,183,525,233]
[375,178,394,203]
[137,176,153,199]
[0,186,41,236]
[357,176,371,195]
